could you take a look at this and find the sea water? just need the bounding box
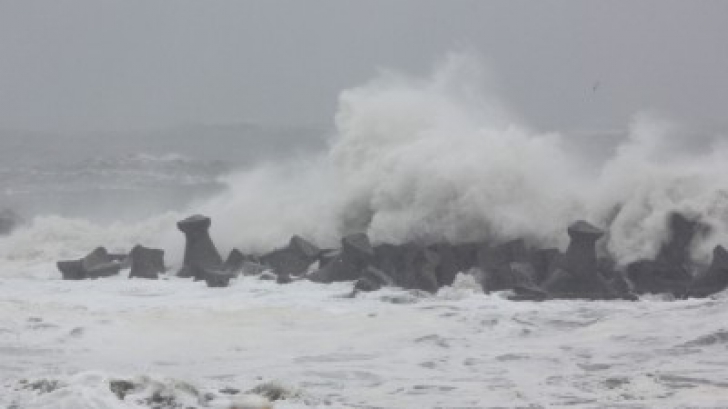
[2,56,728,408]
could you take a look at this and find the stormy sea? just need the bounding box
[2,60,728,409]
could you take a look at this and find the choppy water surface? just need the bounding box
[1,274,728,408]
[0,153,228,221]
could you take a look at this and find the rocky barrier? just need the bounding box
[56,212,728,300]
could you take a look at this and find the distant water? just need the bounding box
[0,152,228,221]
[0,123,326,221]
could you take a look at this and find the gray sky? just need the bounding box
[0,0,726,133]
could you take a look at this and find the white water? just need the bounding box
[198,55,728,264]
[2,274,728,408]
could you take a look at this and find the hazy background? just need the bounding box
[0,0,726,135]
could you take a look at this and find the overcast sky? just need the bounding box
[0,1,726,133]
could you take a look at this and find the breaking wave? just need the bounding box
[200,54,728,265]
[2,53,728,272]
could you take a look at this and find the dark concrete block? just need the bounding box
[290,235,320,259]
[401,244,440,293]
[342,233,374,267]
[202,268,235,288]
[318,249,340,269]
[562,220,603,276]
[656,212,702,267]
[81,247,122,278]
[276,272,293,284]
[539,220,615,299]
[224,249,246,274]
[475,239,533,293]
[261,235,320,277]
[308,233,376,284]
[374,243,403,282]
[261,247,312,277]
[624,213,705,295]
[430,242,460,287]
[129,245,165,279]
[452,242,480,273]
[686,245,728,298]
[541,268,606,299]
[531,248,560,284]
[626,259,691,295]
[176,214,223,279]
[480,239,529,268]
[57,260,85,280]
[607,270,632,296]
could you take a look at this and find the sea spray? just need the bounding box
[0,213,182,278]
[596,114,728,264]
[201,55,586,254]
[2,54,728,273]
[201,54,728,265]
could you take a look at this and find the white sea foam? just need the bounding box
[2,277,728,408]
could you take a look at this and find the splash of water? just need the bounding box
[201,54,728,265]
[2,54,728,271]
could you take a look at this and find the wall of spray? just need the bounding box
[197,54,728,265]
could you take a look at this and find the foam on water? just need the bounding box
[2,276,728,408]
